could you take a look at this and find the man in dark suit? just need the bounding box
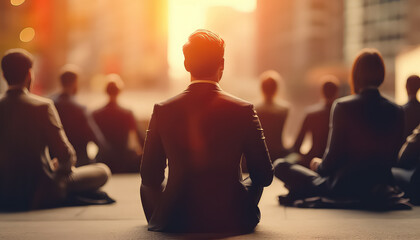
[255,70,290,160]
[0,49,111,211]
[292,77,339,168]
[402,75,420,139]
[52,66,106,166]
[93,74,143,173]
[140,30,273,233]
[274,49,404,203]
[392,124,420,204]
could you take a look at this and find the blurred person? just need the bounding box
[52,65,106,167]
[0,49,112,211]
[255,70,290,160]
[392,124,420,204]
[140,29,273,233]
[93,74,142,173]
[291,76,339,168]
[402,75,420,139]
[273,49,406,208]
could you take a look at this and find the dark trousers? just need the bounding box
[140,177,263,231]
[273,159,327,198]
[392,167,419,202]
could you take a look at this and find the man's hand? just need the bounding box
[310,157,323,171]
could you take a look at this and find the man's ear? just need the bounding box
[184,60,190,72]
[25,69,33,90]
[220,58,224,70]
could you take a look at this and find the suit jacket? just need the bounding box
[403,99,420,140]
[255,101,289,160]
[53,93,103,166]
[293,102,333,167]
[93,102,140,173]
[317,88,405,198]
[397,124,420,170]
[140,82,273,232]
[0,89,75,210]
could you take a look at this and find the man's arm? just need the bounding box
[242,105,273,186]
[42,102,76,176]
[140,104,166,188]
[83,109,108,152]
[293,114,309,154]
[139,104,166,222]
[317,101,345,176]
[398,124,420,169]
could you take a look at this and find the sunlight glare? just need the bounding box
[168,0,256,79]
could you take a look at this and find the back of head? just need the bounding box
[260,70,281,99]
[183,29,225,79]
[106,73,124,97]
[406,75,420,96]
[1,48,33,86]
[320,75,339,100]
[351,48,385,94]
[60,64,80,90]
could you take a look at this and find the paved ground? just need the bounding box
[1,174,420,239]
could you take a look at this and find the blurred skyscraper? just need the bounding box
[344,0,420,95]
[256,0,344,101]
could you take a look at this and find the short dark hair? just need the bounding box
[320,75,339,100]
[351,48,385,93]
[105,74,124,96]
[406,75,420,96]
[183,29,225,78]
[59,65,80,88]
[1,48,33,86]
[260,70,281,97]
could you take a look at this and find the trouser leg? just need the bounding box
[140,183,165,222]
[242,177,263,205]
[66,163,111,193]
[273,158,324,198]
[392,167,415,197]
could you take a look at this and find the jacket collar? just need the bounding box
[187,80,222,92]
[359,87,380,98]
[6,87,28,95]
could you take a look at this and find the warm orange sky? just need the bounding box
[167,0,256,79]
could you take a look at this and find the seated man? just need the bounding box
[140,30,273,233]
[255,70,290,160]
[93,74,143,173]
[0,49,111,211]
[392,124,420,203]
[52,66,106,166]
[274,49,405,206]
[402,75,420,139]
[291,76,339,168]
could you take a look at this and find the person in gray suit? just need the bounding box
[140,30,273,233]
[274,49,405,204]
[0,49,111,211]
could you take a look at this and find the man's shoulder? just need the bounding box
[26,93,54,108]
[305,102,326,115]
[157,89,253,109]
